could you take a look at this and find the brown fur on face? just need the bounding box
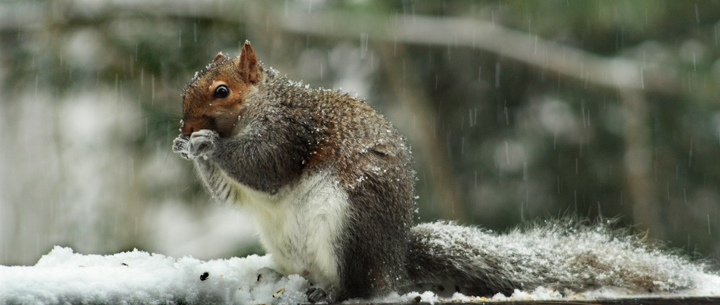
[181,42,261,138]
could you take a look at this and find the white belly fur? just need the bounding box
[218,169,348,289]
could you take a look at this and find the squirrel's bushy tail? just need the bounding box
[405,220,706,296]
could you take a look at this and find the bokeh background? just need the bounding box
[3,0,720,267]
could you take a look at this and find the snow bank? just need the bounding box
[1,246,719,305]
[0,246,309,305]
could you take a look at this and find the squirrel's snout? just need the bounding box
[181,120,200,136]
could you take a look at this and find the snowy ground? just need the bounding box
[1,246,719,305]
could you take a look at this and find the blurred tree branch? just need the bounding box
[3,1,678,93]
[274,10,677,93]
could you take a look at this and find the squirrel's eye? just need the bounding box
[214,85,230,98]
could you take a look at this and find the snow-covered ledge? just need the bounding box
[2,246,720,305]
[0,246,310,305]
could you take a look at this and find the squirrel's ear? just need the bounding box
[213,52,227,65]
[238,41,260,84]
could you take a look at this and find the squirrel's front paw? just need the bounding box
[172,134,190,159]
[187,129,219,160]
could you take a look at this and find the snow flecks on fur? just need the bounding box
[250,66,415,192]
[410,220,708,294]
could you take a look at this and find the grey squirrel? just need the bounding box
[172,41,706,302]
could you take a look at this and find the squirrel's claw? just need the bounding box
[172,135,190,159]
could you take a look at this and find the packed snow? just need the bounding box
[1,246,719,304]
[0,246,308,305]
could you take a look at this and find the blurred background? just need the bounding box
[2,0,720,267]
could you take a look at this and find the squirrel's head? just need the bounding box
[180,41,262,138]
